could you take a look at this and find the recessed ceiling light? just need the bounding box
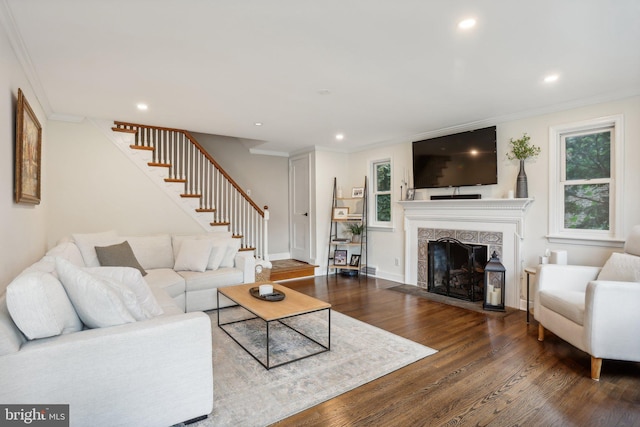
[254,122,263,126]
[136,103,148,111]
[544,74,559,83]
[335,133,344,141]
[458,18,476,29]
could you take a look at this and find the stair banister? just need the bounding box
[112,121,268,260]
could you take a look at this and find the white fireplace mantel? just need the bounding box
[400,198,534,309]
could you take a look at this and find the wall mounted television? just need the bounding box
[412,126,497,189]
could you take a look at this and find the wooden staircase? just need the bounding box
[111,121,269,259]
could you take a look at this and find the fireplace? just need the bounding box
[401,198,533,309]
[428,238,487,302]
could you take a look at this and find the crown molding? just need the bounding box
[0,0,53,117]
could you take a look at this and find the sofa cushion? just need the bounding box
[20,255,57,276]
[179,268,244,292]
[5,271,83,339]
[143,268,186,299]
[174,239,213,272]
[0,296,25,356]
[597,252,640,282]
[124,234,174,269]
[56,258,136,328]
[46,241,85,267]
[95,241,147,276]
[85,267,163,317]
[539,289,585,326]
[72,230,123,268]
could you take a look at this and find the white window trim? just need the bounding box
[370,157,393,229]
[547,114,625,247]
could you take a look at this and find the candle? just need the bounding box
[486,284,493,304]
[490,290,499,306]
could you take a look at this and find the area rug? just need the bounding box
[182,307,436,427]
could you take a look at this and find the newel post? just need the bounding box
[263,206,270,261]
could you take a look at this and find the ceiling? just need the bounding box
[2,0,639,155]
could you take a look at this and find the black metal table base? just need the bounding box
[217,291,331,370]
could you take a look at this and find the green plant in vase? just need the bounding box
[345,222,364,242]
[506,133,541,198]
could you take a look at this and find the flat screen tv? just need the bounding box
[412,126,497,189]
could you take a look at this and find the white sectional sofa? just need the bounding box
[0,230,256,426]
[65,230,256,312]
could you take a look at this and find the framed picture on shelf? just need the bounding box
[350,254,361,267]
[334,250,348,266]
[332,207,349,220]
[406,188,415,201]
[351,187,364,198]
[15,88,42,205]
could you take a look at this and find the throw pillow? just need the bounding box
[98,276,150,321]
[85,266,163,317]
[220,237,242,268]
[55,257,136,329]
[123,234,174,269]
[207,239,228,270]
[173,239,213,272]
[6,271,83,340]
[95,241,147,276]
[597,252,640,282]
[72,230,122,267]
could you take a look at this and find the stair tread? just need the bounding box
[112,127,137,134]
[148,162,171,168]
[180,194,201,198]
[130,145,154,151]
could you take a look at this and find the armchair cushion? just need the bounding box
[538,289,585,325]
[597,252,640,282]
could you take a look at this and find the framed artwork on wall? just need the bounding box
[15,88,42,205]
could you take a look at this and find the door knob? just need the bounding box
[304,212,308,216]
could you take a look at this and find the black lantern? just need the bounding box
[483,251,506,312]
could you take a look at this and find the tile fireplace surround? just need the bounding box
[400,198,534,309]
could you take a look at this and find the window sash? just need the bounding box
[371,159,392,226]
[548,115,624,246]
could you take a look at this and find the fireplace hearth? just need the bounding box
[428,238,487,302]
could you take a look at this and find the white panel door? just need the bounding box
[290,155,311,262]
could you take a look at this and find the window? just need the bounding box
[371,159,391,226]
[548,115,624,246]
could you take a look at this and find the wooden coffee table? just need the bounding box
[217,282,331,369]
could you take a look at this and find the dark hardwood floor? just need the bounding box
[273,275,640,427]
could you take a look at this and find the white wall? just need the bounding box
[0,28,48,292]
[337,96,640,289]
[193,132,290,256]
[46,120,203,247]
[313,150,348,271]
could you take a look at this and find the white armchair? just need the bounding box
[534,226,640,380]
